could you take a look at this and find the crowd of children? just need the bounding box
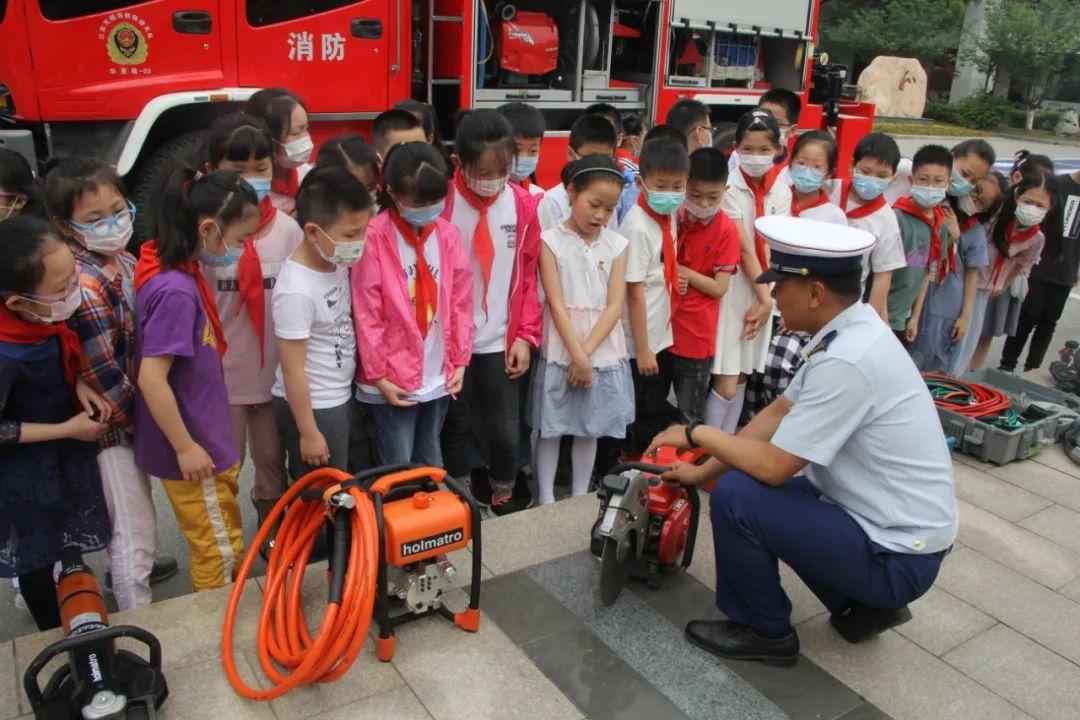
[1,84,1077,631]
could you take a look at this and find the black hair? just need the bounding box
[734,109,781,146]
[688,147,729,184]
[976,170,1009,225]
[373,109,424,152]
[991,167,1058,257]
[0,149,45,219]
[853,132,901,172]
[0,216,63,294]
[498,102,546,139]
[561,154,624,194]
[712,121,737,154]
[156,169,258,268]
[665,99,710,137]
[378,141,449,210]
[621,112,644,138]
[569,114,618,153]
[204,112,274,167]
[639,138,690,178]
[642,124,688,149]
[791,130,838,176]
[454,109,515,173]
[1010,150,1054,178]
[912,144,954,174]
[814,270,862,305]
[394,99,441,142]
[952,138,996,169]
[43,156,126,223]
[759,88,802,124]
[247,87,308,145]
[315,135,380,181]
[584,103,623,135]
[296,165,373,229]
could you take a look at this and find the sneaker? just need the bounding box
[488,493,532,517]
[469,466,493,507]
[104,556,179,591]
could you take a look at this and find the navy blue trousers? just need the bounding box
[710,471,944,638]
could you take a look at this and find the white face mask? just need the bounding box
[956,194,980,218]
[740,154,774,178]
[69,201,135,255]
[465,171,510,198]
[20,284,82,323]
[278,134,314,168]
[683,200,721,221]
[1014,202,1047,228]
[315,226,365,267]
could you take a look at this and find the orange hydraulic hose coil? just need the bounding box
[221,468,380,700]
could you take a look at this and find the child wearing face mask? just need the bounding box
[203,113,303,538]
[437,111,541,515]
[0,217,112,629]
[887,145,957,344]
[788,131,846,225]
[707,110,788,435]
[44,157,176,610]
[530,155,634,505]
[135,169,257,592]
[0,148,45,220]
[353,143,471,465]
[248,87,314,216]
[620,137,689,451]
[498,102,547,196]
[966,167,1057,371]
[273,167,372,479]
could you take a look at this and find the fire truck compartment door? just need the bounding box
[239,0,393,113]
[670,0,814,38]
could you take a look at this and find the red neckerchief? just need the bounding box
[991,220,1041,286]
[452,169,499,317]
[236,196,277,367]
[270,168,299,199]
[636,194,680,314]
[894,196,954,284]
[741,166,782,269]
[839,179,887,220]
[389,209,438,339]
[0,303,82,386]
[792,189,830,217]
[958,213,978,232]
[135,240,227,358]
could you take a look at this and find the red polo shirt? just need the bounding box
[671,209,741,359]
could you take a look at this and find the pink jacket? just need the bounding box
[351,213,474,391]
[442,182,544,353]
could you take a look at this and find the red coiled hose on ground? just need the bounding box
[922,373,1012,418]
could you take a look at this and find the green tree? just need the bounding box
[820,0,966,68]
[968,0,1080,129]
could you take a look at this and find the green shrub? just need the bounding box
[924,102,957,124]
[945,92,1014,129]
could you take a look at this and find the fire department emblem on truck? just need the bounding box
[100,14,151,67]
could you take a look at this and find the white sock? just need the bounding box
[535,436,561,506]
[704,388,732,428]
[721,382,747,435]
[570,436,598,496]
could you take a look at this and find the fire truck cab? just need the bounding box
[0,0,872,234]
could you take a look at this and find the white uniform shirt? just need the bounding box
[620,204,676,356]
[771,302,958,554]
[796,200,848,226]
[450,186,517,354]
[884,158,913,206]
[826,180,907,288]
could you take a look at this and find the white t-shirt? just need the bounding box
[826,180,906,287]
[538,183,618,233]
[796,200,848,226]
[884,158,913,206]
[620,204,676,356]
[357,227,447,403]
[451,186,517,354]
[271,260,356,409]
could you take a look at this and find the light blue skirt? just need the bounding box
[527,357,635,439]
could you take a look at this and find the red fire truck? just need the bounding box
[0,0,873,234]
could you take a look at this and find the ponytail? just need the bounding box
[156,168,257,268]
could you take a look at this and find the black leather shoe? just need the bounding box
[830,603,912,644]
[685,619,799,666]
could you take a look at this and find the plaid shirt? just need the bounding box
[742,320,811,423]
[71,246,137,449]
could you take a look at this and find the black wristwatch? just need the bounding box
[685,421,703,449]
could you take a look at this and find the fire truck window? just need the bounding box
[38,1,143,21]
[247,0,360,27]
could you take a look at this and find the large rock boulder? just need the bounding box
[857,56,928,118]
[1056,110,1080,137]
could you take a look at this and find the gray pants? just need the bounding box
[273,396,375,480]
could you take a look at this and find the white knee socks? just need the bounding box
[705,382,747,434]
[535,435,599,505]
[722,382,747,435]
[570,436,598,497]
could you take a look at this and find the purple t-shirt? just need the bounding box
[134,270,238,480]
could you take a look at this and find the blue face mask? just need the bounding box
[401,199,445,227]
[851,173,889,201]
[201,246,243,268]
[245,177,272,203]
[947,168,974,198]
[646,189,685,217]
[911,185,947,208]
[790,164,825,194]
[511,155,539,182]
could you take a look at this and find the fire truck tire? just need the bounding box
[130,129,209,246]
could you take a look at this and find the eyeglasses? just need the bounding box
[69,200,136,239]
